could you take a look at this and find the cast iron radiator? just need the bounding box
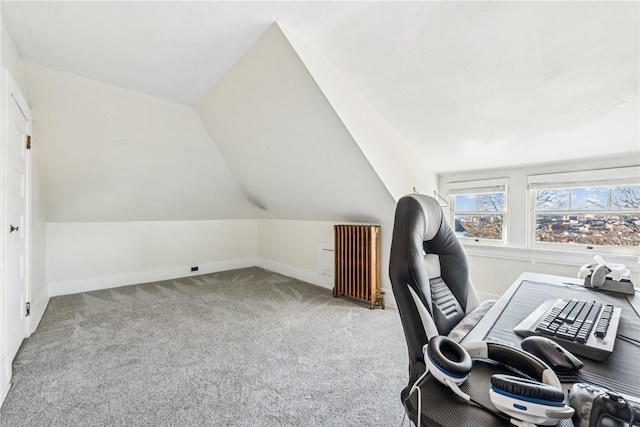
[333,225,385,309]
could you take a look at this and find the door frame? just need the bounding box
[0,66,32,407]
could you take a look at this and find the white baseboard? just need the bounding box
[48,258,257,296]
[47,257,325,297]
[255,258,334,290]
[45,257,397,309]
[254,258,396,308]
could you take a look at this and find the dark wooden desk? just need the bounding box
[406,272,640,427]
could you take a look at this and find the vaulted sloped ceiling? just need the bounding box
[23,22,427,224]
[196,24,404,223]
[279,23,436,202]
[26,63,258,222]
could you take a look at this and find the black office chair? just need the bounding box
[389,194,495,402]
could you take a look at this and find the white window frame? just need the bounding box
[527,166,640,256]
[448,178,509,246]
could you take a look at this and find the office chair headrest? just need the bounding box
[405,194,443,241]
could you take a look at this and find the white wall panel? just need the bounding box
[46,219,257,295]
[257,220,334,272]
[468,256,607,300]
[257,219,394,293]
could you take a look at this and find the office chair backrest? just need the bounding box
[389,194,480,368]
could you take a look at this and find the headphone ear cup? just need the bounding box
[489,374,573,425]
[426,335,473,382]
[490,374,565,403]
[591,264,610,288]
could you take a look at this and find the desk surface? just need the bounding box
[463,272,640,398]
[409,272,640,427]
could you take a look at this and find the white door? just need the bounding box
[5,94,28,362]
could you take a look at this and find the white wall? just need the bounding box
[24,62,256,222]
[47,220,257,296]
[46,217,403,304]
[281,23,437,201]
[468,256,606,300]
[257,220,335,289]
[256,219,395,296]
[196,24,396,223]
[1,20,26,98]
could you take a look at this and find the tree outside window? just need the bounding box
[452,192,505,241]
[534,185,640,248]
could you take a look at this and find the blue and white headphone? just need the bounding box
[419,336,574,426]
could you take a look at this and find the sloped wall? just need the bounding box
[280,23,437,201]
[25,62,256,222]
[196,24,396,224]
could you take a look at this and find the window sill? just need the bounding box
[462,243,640,272]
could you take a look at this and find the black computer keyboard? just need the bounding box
[514,298,622,361]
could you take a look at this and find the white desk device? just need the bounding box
[578,255,635,295]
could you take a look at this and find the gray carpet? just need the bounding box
[0,267,408,426]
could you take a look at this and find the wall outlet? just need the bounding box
[191,266,199,272]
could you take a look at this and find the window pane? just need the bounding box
[535,213,640,247]
[570,187,608,210]
[536,189,569,211]
[611,185,640,210]
[478,193,504,211]
[455,214,503,240]
[455,194,477,211]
